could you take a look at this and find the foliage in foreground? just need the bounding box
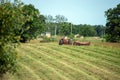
[0,0,23,78]
[0,45,17,77]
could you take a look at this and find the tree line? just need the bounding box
[45,15,105,37]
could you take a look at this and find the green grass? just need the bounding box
[7,42,120,80]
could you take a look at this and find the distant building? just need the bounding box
[46,32,51,38]
[41,32,51,38]
[80,36,84,39]
[74,34,80,38]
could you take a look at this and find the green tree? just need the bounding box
[78,24,96,36]
[94,25,105,37]
[20,4,45,42]
[55,15,68,35]
[105,4,120,42]
[0,0,24,78]
[59,22,71,35]
[45,15,54,32]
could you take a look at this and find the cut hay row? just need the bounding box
[37,44,120,70]
[27,45,119,80]
[19,46,97,80]
[63,46,119,66]
[48,44,120,75]
[9,43,120,80]
[30,43,120,78]
[17,49,70,80]
[18,62,41,80]
[49,44,120,67]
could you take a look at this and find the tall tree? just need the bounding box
[55,15,67,23]
[45,15,54,34]
[0,0,25,78]
[76,24,96,37]
[55,15,68,35]
[58,22,71,35]
[94,25,105,37]
[105,4,120,42]
[20,4,45,42]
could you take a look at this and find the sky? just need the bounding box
[21,0,120,25]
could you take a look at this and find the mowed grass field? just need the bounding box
[8,42,120,80]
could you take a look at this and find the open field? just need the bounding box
[7,42,120,80]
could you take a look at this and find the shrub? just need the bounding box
[0,45,17,78]
[0,1,23,79]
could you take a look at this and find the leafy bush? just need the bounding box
[0,45,17,78]
[105,34,120,42]
[0,1,23,78]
